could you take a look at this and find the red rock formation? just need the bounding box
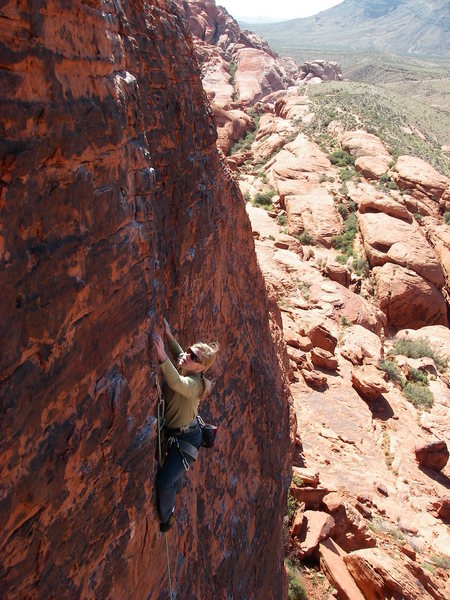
[344,548,442,600]
[373,264,448,329]
[0,2,292,598]
[173,0,298,108]
[298,60,343,84]
[393,155,450,207]
[415,441,449,471]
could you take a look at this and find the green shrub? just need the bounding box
[388,338,447,372]
[403,382,434,409]
[443,212,450,225]
[277,214,288,226]
[327,149,355,167]
[379,360,405,386]
[252,190,275,207]
[348,200,358,213]
[430,555,450,570]
[298,230,314,245]
[230,129,256,154]
[352,257,369,276]
[332,213,358,257]
[337,203,348,218]
[297,281,311,299]
[287,564,308,600]
[229,60,237,83]
[414,212,423,222]
[287,493,299,519]
[340,182,349,196]
[340,167,355,182]
[409,367,428,385]
[292,475,303,487]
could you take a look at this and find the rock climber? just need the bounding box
[152,319,219,532]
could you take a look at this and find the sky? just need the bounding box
[218,0,344,21]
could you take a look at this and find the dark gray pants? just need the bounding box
[156,426,202,523]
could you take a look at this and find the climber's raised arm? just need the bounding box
[163,318,184,360]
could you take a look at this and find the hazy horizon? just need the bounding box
[218,0,343,22]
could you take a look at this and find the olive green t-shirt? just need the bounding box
[159,337,204,429]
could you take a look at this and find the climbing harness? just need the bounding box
[167,435,199,471]
[152,364,174,600]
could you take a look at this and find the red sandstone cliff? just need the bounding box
[0,1,292,598]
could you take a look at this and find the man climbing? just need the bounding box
[152,319,219,532]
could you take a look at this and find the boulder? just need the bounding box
[415,441,449,471]
[373,263,448,329]
[291,486,332,510]
[295,510,335,559]
[344,547,442,600]
[255,113,293,141]
[400,544,417,561]
[357,185,412,222]
[234,47,292,105]
[402,192,441,217]
[293,466,320,487]
[213,105,255,154]
[319,539,365,600]
[252,133,286,162]
[287,346,308,367]
[355,155,391,180]
[275,94,310,121]
[351,365,388,401]
[297,336,313,351]
[394,326,450,364]
[421,218,450,286]
[322,493,376,552]
[340,130,392,162]
[298,60,343,83]
[311,348,338,371]
[358,212,444,288]
[428,497,450,523]
[308,324,338,353]
[291,504,306,538]
[268,134,333,194]
[393,155,450,202]
[284,188,342,247]
[301,368,327,389]
[307,281,387,335]
[340,325,383,363]
[325,263,351,287]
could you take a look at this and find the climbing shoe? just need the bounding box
[160,512,175,532]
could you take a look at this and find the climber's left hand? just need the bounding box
[152,333,167,363]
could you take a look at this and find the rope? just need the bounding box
[165,535,173,598]
[152,363,175,600]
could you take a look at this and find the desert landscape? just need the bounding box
[176,0,450,597]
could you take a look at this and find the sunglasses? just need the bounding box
[187,347,201,364]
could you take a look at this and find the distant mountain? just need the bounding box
[235,16,284,24]
[246,0,450,57]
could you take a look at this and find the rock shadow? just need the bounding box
[363,394,394,421]
[418,465,450,489]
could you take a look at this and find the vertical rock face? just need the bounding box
[0,2,291,599]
